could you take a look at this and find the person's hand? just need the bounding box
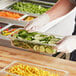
[56,36,76,53]
[25,13,50,32]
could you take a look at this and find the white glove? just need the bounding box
[25,13,50,32]
[56,36,76,53]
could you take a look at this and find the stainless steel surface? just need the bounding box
[0,17,27,26]
[0,9,39,26]
[0,24,12,32]
[0,0,53,26]
[6,0,55,8]
[0,0,18,9]
[22,0,55,5]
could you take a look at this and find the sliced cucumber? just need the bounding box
[46,47,53,54]
[33,45,40,51]
[39,46,46,52]
[52,49,57,54]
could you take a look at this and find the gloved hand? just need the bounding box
[25,13,50,32]
[56,36,76,53]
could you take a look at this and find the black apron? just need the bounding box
[70,17,76,61]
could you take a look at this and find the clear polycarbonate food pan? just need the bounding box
[1,61,69,76]
[10,28,63,55]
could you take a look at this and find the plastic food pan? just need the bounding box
[1,61,69,76]
[10,28,63,55]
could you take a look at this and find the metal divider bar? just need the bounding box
[18,14,29,21]
[0,24,12,32]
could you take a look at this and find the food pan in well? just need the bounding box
[0,25,24,36]
[7,1,53,15]
[10,29,63,55]
[2,61,69,76]
[23,16,37,21]
[0,10,23,20]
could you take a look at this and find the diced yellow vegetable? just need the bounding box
[25,16,36,21]
[8,64,59,76]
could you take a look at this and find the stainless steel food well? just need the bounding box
[0,0,70,60]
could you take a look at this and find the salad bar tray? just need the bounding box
[0,0,54,24]
[0,8,38,26]
[0,0,70,59]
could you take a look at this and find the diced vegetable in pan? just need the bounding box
[25,16,36,21]
[8,64,59,76]
[0,11,21,19]
[1,28,16,36]
[11,2,51,14]
[12,29,61,54]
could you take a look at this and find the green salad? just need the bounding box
[10,2,51,14]
[12,29,61,54]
